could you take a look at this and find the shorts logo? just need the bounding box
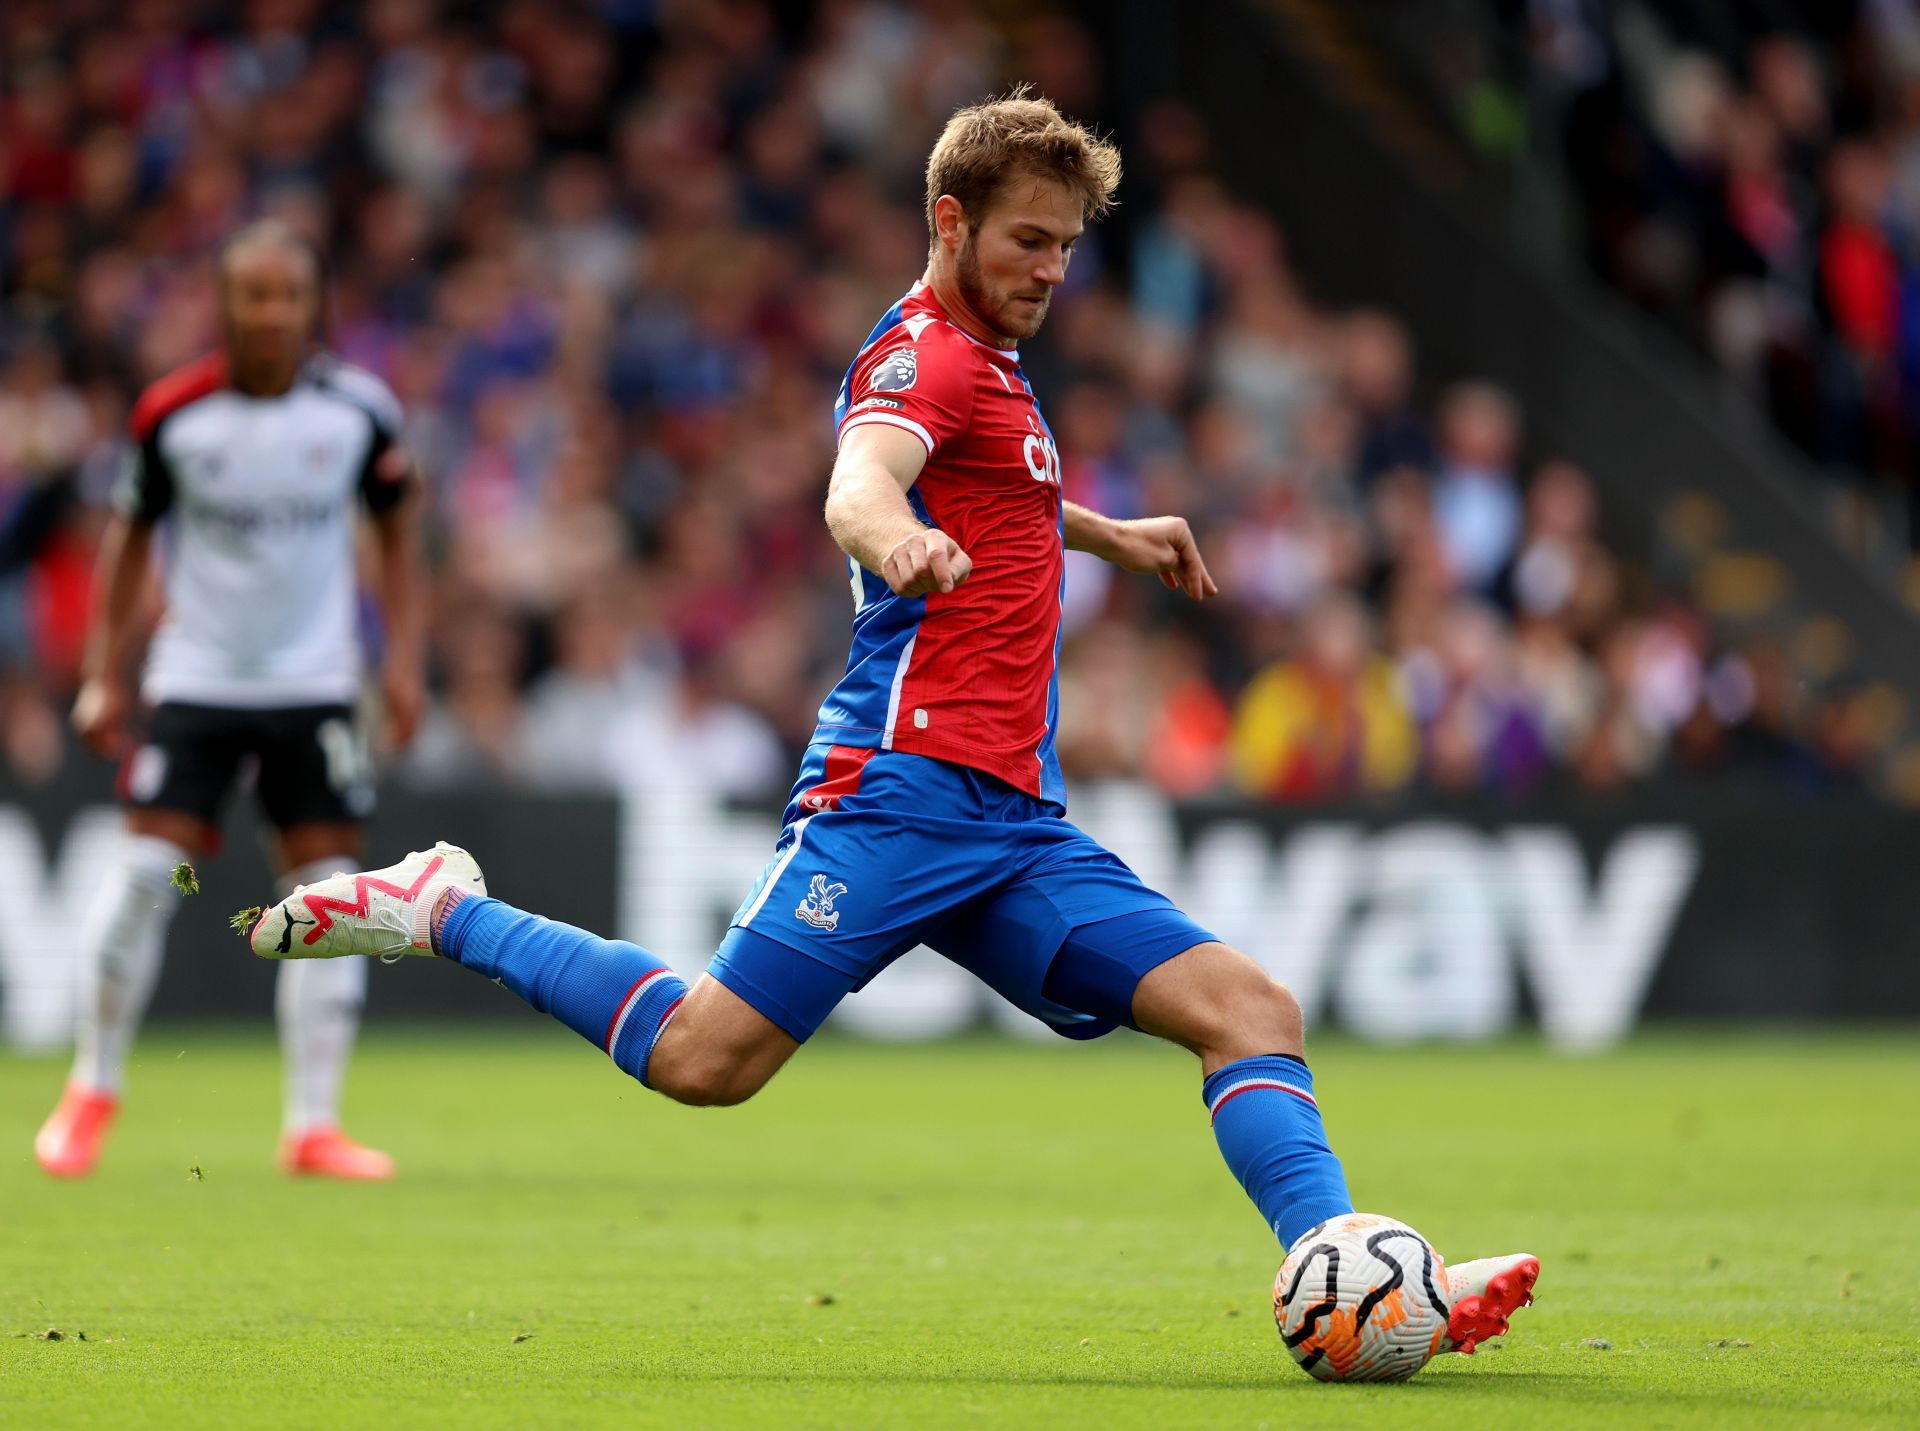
[794,873,848,931]
[127,745,167,803]
[869,349,917,393]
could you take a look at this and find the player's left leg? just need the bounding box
[1123,939,1355,1248]
[258,706,390,1178]
[940,884,1351,1248]
[948,822,1536,1359]
[1122,940,1537,1355]
[270,823,393,1179]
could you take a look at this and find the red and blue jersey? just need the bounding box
[815,282,1067,808]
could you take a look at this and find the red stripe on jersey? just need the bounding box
[130,353,229,441]
[798,744,876,813]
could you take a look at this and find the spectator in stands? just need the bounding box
[1430,382,1524,596]
[1403,599,1552,796]
[1817,141,1900,473]
[1056,621,1155,783]
[602,643,786,802]
[1341,310,1432,481]
[402,600,531,789]
[520,589,672,792]
[1504,459,1602,623]
[1231,594,1417,801]
[1142,629,1234,798]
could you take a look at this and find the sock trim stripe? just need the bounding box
[604,967,676,1054]
[1208,1077,1318,1123]
[633,997,685,1090]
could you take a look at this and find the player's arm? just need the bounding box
[365,448,426,749]
[75,412,173,757]
[71,514,156,756]
[1064,501,1218,601]
[824,424,973,597]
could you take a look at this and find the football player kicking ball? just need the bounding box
[36,221,424,1181]
[247,95,1537,1373]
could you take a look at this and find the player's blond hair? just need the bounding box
[924,86,1121,237]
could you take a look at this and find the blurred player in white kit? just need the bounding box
[34,221,425,1179]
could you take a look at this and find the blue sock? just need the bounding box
[1204,1054,1354,1250]
[438,895,687,1087]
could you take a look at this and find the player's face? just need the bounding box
[220,242,319,378]
[955,174,1083,343]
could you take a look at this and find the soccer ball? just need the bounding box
[1272,1212,1451,1382]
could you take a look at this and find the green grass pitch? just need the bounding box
[1,1027,1915,1428]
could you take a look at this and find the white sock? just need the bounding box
[69,833,191,1094]
[275,857,368,1135]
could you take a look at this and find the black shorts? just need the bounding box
[120,702,375,831]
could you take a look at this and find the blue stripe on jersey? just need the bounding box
[1014,365,1068,810]
[821,299,929,747]
[816,587,924,741]
[817,477,934,742]
[831,298,907,438]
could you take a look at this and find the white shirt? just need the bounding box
[119,351,409,708]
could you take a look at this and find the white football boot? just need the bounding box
[1438,1252,1541,1356]
[249,841,485,961]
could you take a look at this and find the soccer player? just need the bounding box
[247,96,1538,1360]
[34,221,424,1180]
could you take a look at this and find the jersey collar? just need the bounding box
[908,281,1020,363]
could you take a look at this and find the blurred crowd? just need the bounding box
[1510,2,1920,549]
[0,0,1884,806]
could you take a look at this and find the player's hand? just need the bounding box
[1107,516,1218,601]
[380,660,426,751]
[71,676,133,757]
[883,527,974,597]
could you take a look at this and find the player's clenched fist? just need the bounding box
[883,527,973,597]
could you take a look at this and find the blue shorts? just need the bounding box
[708,745,1215,1043]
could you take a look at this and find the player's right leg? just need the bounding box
[36,808,212,1177]
[246,841,835,1105]
[431,881,815,1104]
[38,702,240,1177]
[250,751,1000,1103]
